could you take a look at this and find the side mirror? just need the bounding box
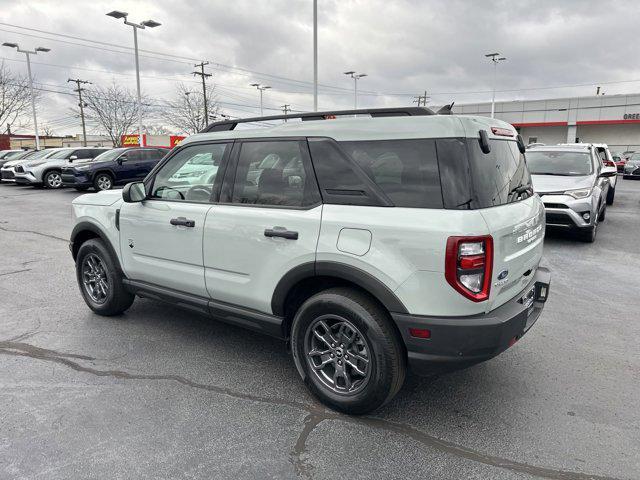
[117,155,128,165]
[478,129,491,154]
[600,167,617,177]
[69,155,78,162]
[122,182,146,203]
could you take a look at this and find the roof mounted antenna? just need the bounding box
[436,102,455,115]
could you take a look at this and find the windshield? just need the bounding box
[48,148,75,160]
[628,153,640,163]
[4,150,30,160]
[26,149,58,161]
[526,150,593,176]
[93,148,127,162]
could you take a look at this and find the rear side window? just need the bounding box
[231,141,320,207]
[339,139,443,208]
[74,149,93,159]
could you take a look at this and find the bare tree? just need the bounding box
[142,124,171,135]
[160,82,219,134]
[0,61,35,133]
[83,82,149,146]
[41,124,55,136]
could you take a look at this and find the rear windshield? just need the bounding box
[332,137,531,209]
[526,150,593,176]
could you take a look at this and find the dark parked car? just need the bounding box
[61,147,168,191]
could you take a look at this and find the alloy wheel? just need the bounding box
[47,172,62,188]
[304,315,372,395]
[96,175,112,190]
[81,253,110,304]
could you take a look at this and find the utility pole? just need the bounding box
[281,104,291,121]
[413,90,429,107]
[193,61,212,125]
[68,78,91,146]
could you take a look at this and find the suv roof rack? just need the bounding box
[202,107,435,132]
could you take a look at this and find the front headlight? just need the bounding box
[564,188,592,199]
[75,165,91,171]
[27,161,47,167]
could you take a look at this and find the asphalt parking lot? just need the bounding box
[0,180,638,480]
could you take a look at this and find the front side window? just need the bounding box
[47,148,75,160]
[151,143,229,202]
[231,141,320,207]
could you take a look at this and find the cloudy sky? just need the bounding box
[1,0,639,135]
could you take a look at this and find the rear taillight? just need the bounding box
[445,236,493,302]
[604,160,615,167]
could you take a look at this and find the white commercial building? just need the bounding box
[448,93,640,153]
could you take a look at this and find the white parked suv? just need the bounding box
[70,108,551,414]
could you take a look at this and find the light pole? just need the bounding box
[250,83,271,116]
[343,71,367,109]
[107,10,161,147]
[2,42,50,150]
[485,52,506,118]
[313,0,318,111]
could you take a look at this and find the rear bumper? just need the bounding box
[392,267,551,375]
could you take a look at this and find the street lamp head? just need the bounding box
[2,42,18,49]
[343,71,355,75]
[250,83,260,87]
[106,10,128,19]
[357,73,368,79]
[35,47,50,53]
[141,19,161,28]
[498,57,507,61]
[485,52,500,58]
[262,86,272,90]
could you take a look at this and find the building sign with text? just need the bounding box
[121,134,146,147]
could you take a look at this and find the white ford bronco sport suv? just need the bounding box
[70,107,551,414]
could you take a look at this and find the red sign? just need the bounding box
[121,134,146,147]
[170,135,185,147]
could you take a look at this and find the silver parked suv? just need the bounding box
[527,145,616,242]
[69,108,551,414]
[14,147,109,188]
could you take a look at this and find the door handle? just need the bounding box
[170,217,195,228]
[264,226,298,240]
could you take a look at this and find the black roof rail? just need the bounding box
[201,107,435,132]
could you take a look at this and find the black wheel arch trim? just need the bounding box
[271,261,409,317]
[70,221,123,274]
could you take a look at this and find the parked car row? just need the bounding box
[0,146,169,191]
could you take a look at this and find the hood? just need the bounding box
[72,189,123,206]
[531,174,593,194]
[2,158,31,168]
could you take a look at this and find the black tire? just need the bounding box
[291,287,406,415]
[74,186,89,192]
[93,172,114,191]
[606,186,615,205]
[598,205,606,222]
[75,238,134,316]
[43,170,63,189]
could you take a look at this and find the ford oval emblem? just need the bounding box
[498,270,509,280]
